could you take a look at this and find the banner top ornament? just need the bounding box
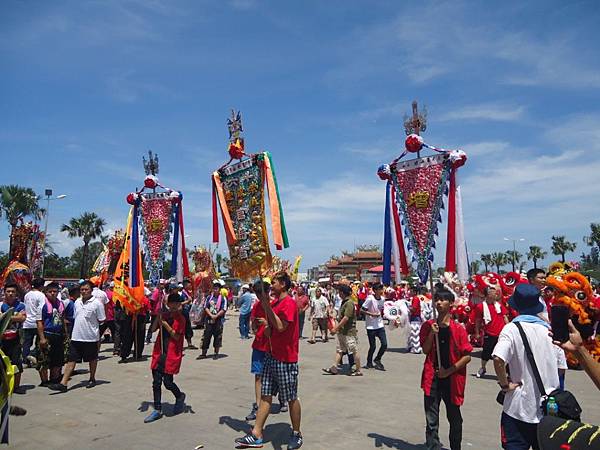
[143,150,159,176]
[227,109,245,160]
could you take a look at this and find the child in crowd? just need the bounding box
[144,293,187,423]
[473,284,508,378]
[420,288,472,450]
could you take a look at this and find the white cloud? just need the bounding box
[460,141,512,157]
[326,2,600,90]
[439,103,526,122]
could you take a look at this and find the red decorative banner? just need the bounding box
[140,196,173,269]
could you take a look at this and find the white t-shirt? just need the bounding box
[492,322,561,424]
[362,295,384,330]
[93,287,109,305]
[23,290,46,329]
[333,294,342,312]
[71,297,106,342]
[311,296,329,319]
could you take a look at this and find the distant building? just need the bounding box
[324,251,382,282]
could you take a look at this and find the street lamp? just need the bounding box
[40,189,67,278]
[503,237,525,272]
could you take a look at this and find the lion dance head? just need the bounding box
[546,263,600,367]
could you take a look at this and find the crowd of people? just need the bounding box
[2,265,600,449]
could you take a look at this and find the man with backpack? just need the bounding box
[492,284,568,449]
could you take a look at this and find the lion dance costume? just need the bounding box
[546,262,600,368]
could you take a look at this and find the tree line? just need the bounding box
[472,226,600,280]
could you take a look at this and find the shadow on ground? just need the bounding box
[367,433,426,449]
[219,415,292,450]
[386,347,410,354]
[138,400,195,417]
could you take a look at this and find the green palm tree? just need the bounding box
[470,260,481,275]
[551,235,577,263]
[215,253,223,273]
[583,223,600,248]
[480,253,493,272]
[491,252,508,273]
[61,212,106,277]
[505,250,523,272]
[526,245,547,269]
[0,185,41,256]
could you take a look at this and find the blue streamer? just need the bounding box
[382,182,392,285]
[131,203,140,287]
[170,202,180,279]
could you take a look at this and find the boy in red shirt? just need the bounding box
[245,280,287,420]
[473,284,508,378]
[144,293,187,423]
[236,272,303,449]
[420,288,472,450]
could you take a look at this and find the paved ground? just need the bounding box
[11,311,600,449]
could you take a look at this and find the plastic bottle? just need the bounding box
[546,397,558,416]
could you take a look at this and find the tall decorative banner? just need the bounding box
[112,207,146,314]
[121,151,190,284]
[212,110,289,279]
[378,101,468,284]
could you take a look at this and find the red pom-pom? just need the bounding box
[126,193,137,205]
[144,175,158,189]
[405,134,423,153]
[228,138,245,160]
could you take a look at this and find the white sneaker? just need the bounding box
[476,368,486,378]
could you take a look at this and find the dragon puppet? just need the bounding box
[545,262,600,367]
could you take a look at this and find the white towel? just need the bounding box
[482,301,501,325]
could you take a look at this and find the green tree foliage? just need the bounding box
[43,252,77,278]
[527,245,547,269]
[581,223,600,280]
[551,235,577,263]
[0,185,41,255]
[505,250,523,272]
[480,253,493,272]
[491,252,508,273]
[61,212,106,277]
[470,260,481,275]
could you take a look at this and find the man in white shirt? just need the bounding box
[493,284,563,450]
[22,278,46,366]
[51,280,105,392]
[308,288,329,343]
[361,282,387,370]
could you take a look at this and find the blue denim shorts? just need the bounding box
[251,348,266,374]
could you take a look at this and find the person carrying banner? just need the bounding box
[144,292,187,423]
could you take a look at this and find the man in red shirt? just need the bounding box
[420,288,472,450]
[236,272,303,449]
[294,286,309,340]
[474,283,508,378]
[144,293,187,423]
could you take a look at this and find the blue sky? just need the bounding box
[1,0,599,272]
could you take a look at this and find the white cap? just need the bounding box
[241,284,250,290]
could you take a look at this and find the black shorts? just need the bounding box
[202,322,223,350]
[37,334,65,370]
[1,338,23,373]
[482,334,499,361]
[68,340,99,363]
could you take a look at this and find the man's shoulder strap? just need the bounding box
[514,322,547,397]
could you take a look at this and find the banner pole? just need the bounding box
[428,261,442,370]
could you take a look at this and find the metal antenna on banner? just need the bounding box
[404,101,427,158]
[428,260,442,370]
